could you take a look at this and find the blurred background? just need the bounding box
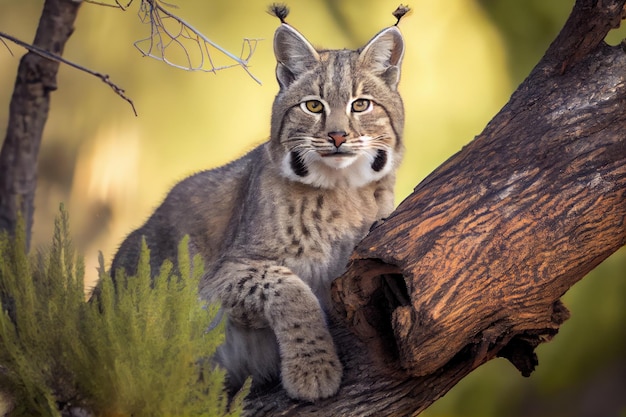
[0,1,624,416]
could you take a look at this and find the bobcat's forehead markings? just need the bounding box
[320,53,353,98]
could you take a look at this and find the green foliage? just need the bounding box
[0,208,83,416]
[0,206,247,417]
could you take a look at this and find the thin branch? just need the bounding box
[83,0,124,8]
[84,0,133,10]
[82,0,262,83]
[0,31,137,116]
[0,37,14,56]
[133,0,262,84]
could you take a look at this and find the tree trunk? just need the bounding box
[0,0,81,250]
[243,0,626,415]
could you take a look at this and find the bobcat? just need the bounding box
[110,14,405,402]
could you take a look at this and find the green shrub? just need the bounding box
[0,206,247,417]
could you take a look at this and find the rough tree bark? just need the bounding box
[243,0,626,415]
[0,0,81,250]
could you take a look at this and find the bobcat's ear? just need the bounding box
[274,24,319,89]
[358,26,405,90]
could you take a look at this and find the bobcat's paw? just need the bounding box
[280,335,343,401]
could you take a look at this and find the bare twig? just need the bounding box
[82,0,262,83]
[0,31,137,116]
[133,0,262,84]
[84,0,133,9]
[0,37,14,56]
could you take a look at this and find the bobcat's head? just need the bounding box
[269,22,405,189]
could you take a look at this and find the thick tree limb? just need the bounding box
[0,0,81,250]
[243,0,626,415]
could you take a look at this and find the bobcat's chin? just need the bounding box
[280,148,394,189]
[319,152,357,169]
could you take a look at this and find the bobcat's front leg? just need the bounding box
[201,261,343,401]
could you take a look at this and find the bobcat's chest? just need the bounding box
[273,188,379,308]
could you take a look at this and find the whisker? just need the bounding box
[282,136,312,144]
[286,143,315,154]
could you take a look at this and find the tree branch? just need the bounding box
[133,0,262,84]
[0,31,137,116]
[242,0,626,414]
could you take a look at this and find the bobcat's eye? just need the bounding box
[302,100,324,114]
[351,99,372,113]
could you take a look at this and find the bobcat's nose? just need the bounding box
[328,131,348,148]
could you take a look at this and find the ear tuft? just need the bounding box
[268,3,289,24]
[358,26,405,89]
[273,25,319,89]
[392,5,411,26]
